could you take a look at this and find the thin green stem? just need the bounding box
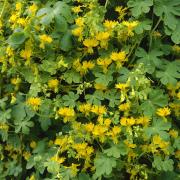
[105,0,109,9]
[0,0,7,18]
[149,17,162,51]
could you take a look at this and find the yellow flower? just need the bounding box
[115,6,127,20]
[111,51,126,62]
[169,129,178,138]
[91,105,107,115]
[6,46,14,57]
[11,77,21,85]
[16,2,22,11]
[17,18,27,27]
[119,102,130,111]
[0,123,9,131]
[29,3,38,14]
[115,83,129,90]
[92,125,107,137]
[104,118,111,127]
[72,6,82,13]
[156,107,171,117]
[9,13,19,24]
[72,27,83,37]
[51,156,65,164]
[58,107,75,122]
[84,122,94,132]
[97,58,112,73]
[172,45,180,53]
[81,61,95,74]
[20,49,32,60]
[120,117,135,126]
[48,79,59,91]
[23,151,31,160]
[136,116,150,126]
[75,17,84,27]
[122,21,139,36]
[96,32,110,41]
[29,174,35,180]
[94,83,107,90]
[103,20,117,30]
[30,141,37,149]
[39,34,53,49]
[27,97,41,110]
[124,140,136,148]
[70,163,79,176]
[79,103,92,116]
[112,126,121,135]
[83,38,99,53]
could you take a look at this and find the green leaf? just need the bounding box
[95,72,113,86]
[55,15,68,33]
[153,156,174,171]
[8,32,26,48]
[0,109,11,123]
[136,48,163,74]
[94,154,116,178]
[85,91,104,105]
[12,103,26,121]
[63,70,82,84]
[105,90,120,108]
[156,61,180,85]
[104,142,128,158]
[60,32,72,51]
[154,0,180,30]
[135,19,152,34]
[40,60,58,75]
[62,91,79,107]
[127,0,153,17]
[171,23,180,44]
[144,118,171,140]
[140,89,168,117]
[37,7,54,25]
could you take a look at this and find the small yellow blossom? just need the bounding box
[172,45,180,53]
[156,107,171,117]
[119,102,131,111]
[29,3,38,14]
[91,105,107,115]
[97,58,112,73]
[79,103,92,116]
[111,51,126,62]
[20,49,32,60]
[136,116,150,126]
[23,151,31,160]
[94,83,107,90]
[39,34,53,49]
[48,79,59,91]
[84,122,94,132]
[115,6,127,20]
[115,83,129,91]
[104,20,117,30]
[72,6,82,13]
[16,2,22,11]
[58,107,75,122]
[169,129,178,138]
[122,21,139,36]
[27,97,41,110]
[120,117,135,126]
[30,141,37,149]
[83,38,99,53]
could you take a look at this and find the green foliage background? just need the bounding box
[0,0,180,179]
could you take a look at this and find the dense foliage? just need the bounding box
[0,0,180,179]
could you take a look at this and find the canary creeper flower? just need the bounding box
[39,34,53,49]
[83,38,99,53]
[30,141,37,149]
[48,79,59,92]
[29,3,38,14]
[156,107,171,117]
[115,83,129,90]
[27,97,41,110]
[58,107,75,122]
